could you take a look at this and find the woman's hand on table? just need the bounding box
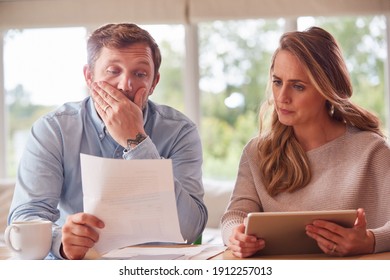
[228,223,265,258]
[306,208,375,256]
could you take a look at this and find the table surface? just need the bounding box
[212,249,390,260]
[0,246,11,260]
[2,245,390,260]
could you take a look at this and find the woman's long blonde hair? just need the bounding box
[258,26,384,197]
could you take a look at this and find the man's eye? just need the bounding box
[272,80,282,86]
[106,69,119,75]
[135,71,147,78]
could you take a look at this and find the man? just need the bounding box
[8,23,207,260]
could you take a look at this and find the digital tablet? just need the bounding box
[245,210,357,255]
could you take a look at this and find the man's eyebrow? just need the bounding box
[105,58,151,67]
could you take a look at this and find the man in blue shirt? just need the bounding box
[8,23,207,259]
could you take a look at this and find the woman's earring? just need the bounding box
[330,104,335,116]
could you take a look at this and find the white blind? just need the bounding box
[0,0,187,28]
[188,0,390,22]
[1,0,390,28]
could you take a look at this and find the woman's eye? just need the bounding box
[293,84,304,91]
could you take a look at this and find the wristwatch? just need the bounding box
[126,132,147,151]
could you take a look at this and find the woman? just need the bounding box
[221,26,390,258]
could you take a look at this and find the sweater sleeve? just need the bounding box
[365,138,390,253]
[371,222,390,253]
[220,140,263,245]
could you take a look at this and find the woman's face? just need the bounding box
[272,50,328,129]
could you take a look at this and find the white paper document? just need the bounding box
[101,245,227,260]
[80,153,185,255]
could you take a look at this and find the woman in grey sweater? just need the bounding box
[221,26,390,258]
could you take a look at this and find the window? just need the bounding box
[2,18,387,180]
[3,25,185,178]
[199,19,285,182]
[198,16,387,184]
[4,27,88,177]
[145,25,185,111]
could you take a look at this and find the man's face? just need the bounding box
[85,43,159,108]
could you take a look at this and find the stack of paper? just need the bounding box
[101,245,227,260]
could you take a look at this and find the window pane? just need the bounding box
[4,27,88,178]
[4,25,185,178]
[199,19,285,182]
[143,24,185,111]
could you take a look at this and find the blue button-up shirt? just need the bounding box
[8,97,207,259]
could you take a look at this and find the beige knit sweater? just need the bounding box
[221,126,390,253]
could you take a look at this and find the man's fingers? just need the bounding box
[61,213,104,260]
[95,81,121,101]
[134,88,147,109]
[70,212,105,229]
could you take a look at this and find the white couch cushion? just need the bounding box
[203,180,233,229]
